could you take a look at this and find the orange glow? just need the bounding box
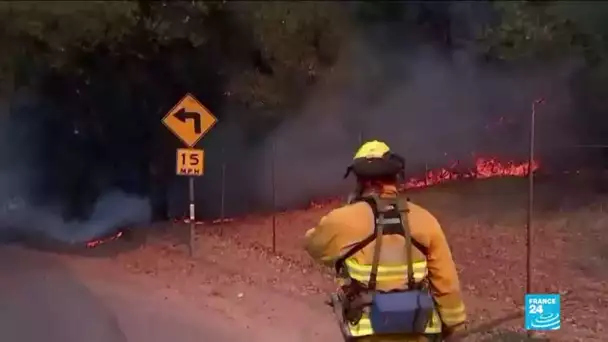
[308,156,540,208]
[92,156,539,245]
[403,157,539,189]
[86,231,123,248]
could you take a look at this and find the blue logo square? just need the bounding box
[525,294,561,330]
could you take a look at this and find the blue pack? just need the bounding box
[370,290,434,334]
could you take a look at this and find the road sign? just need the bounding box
[176,148,204,176]
[162,93,218,147]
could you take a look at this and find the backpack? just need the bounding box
[334,194,436,335]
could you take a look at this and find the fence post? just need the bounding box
[526,98,543,338]
[219,146,226,235]
[271,137,277,254]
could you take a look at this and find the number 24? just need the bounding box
[529,304,544,314]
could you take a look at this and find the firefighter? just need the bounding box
[304,140,467,342]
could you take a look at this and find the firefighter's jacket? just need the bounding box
[304,187,466,340]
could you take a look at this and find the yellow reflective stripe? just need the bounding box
[441,315,466,327]
[349,318,374,337]
[439,304,466,314]
[426,310,443,333]
[348,310,442,337]
[438,304,467,326]
[345,258,428,274]
[441,312,467,326]
[345,258,428,282]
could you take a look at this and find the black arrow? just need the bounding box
[174,108,202,134]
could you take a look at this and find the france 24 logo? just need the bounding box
[525,294,561,330]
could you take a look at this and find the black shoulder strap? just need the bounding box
[368,195,388,291]
[396,198,415,290]
[368,195,415,290]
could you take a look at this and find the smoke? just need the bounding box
[261,46,579,208]
[0,94,152,244]
[0,185,150,243]
[0,3,589,240]
[185,4,584,217]
[0,165,151,243]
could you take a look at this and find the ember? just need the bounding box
[172,217,235,226]
[174,156,540,223]
[403,157,540,189]
[211,218,235,224]
[86,231,124,248]
[308,156,540,208]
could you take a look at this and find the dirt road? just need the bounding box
[0,245,255,342]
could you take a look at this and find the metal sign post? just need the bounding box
[220,147,226,225]
[188,176,196,254]
[271,137,277,253]
[162,93,218,256]
[175,148,205,255]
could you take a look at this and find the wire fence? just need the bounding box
[173,104,607,339]
[175,127,608,253]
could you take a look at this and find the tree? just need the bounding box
[0,0,353,219]
[477,1,584,62]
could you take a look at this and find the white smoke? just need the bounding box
[0,185,151,243]
[0,92,152,244]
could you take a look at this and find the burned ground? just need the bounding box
[30,175,607,342]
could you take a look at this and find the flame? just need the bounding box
[403,157,540,189]
[211,218,235,224]
[161,156,541,229]
[308,156,540,208]
[86,231,123,248]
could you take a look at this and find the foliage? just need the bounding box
[0,1,356,217]
[479,1,608,63]
[478,1,580,62]
[2,0,608,218]
[0,1,352,112]
[234,2,348,109]
[0,1,137,82]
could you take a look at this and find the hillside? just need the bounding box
[45,176,608,342]
[3,2,608,341]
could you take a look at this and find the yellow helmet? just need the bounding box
[344,140,405,179]
[353,140,391,160]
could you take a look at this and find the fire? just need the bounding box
[162,156,541,229]
[86,231,123,248]
[211,218,235,224]
[308,156,540,208]
[403,157,540,189]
